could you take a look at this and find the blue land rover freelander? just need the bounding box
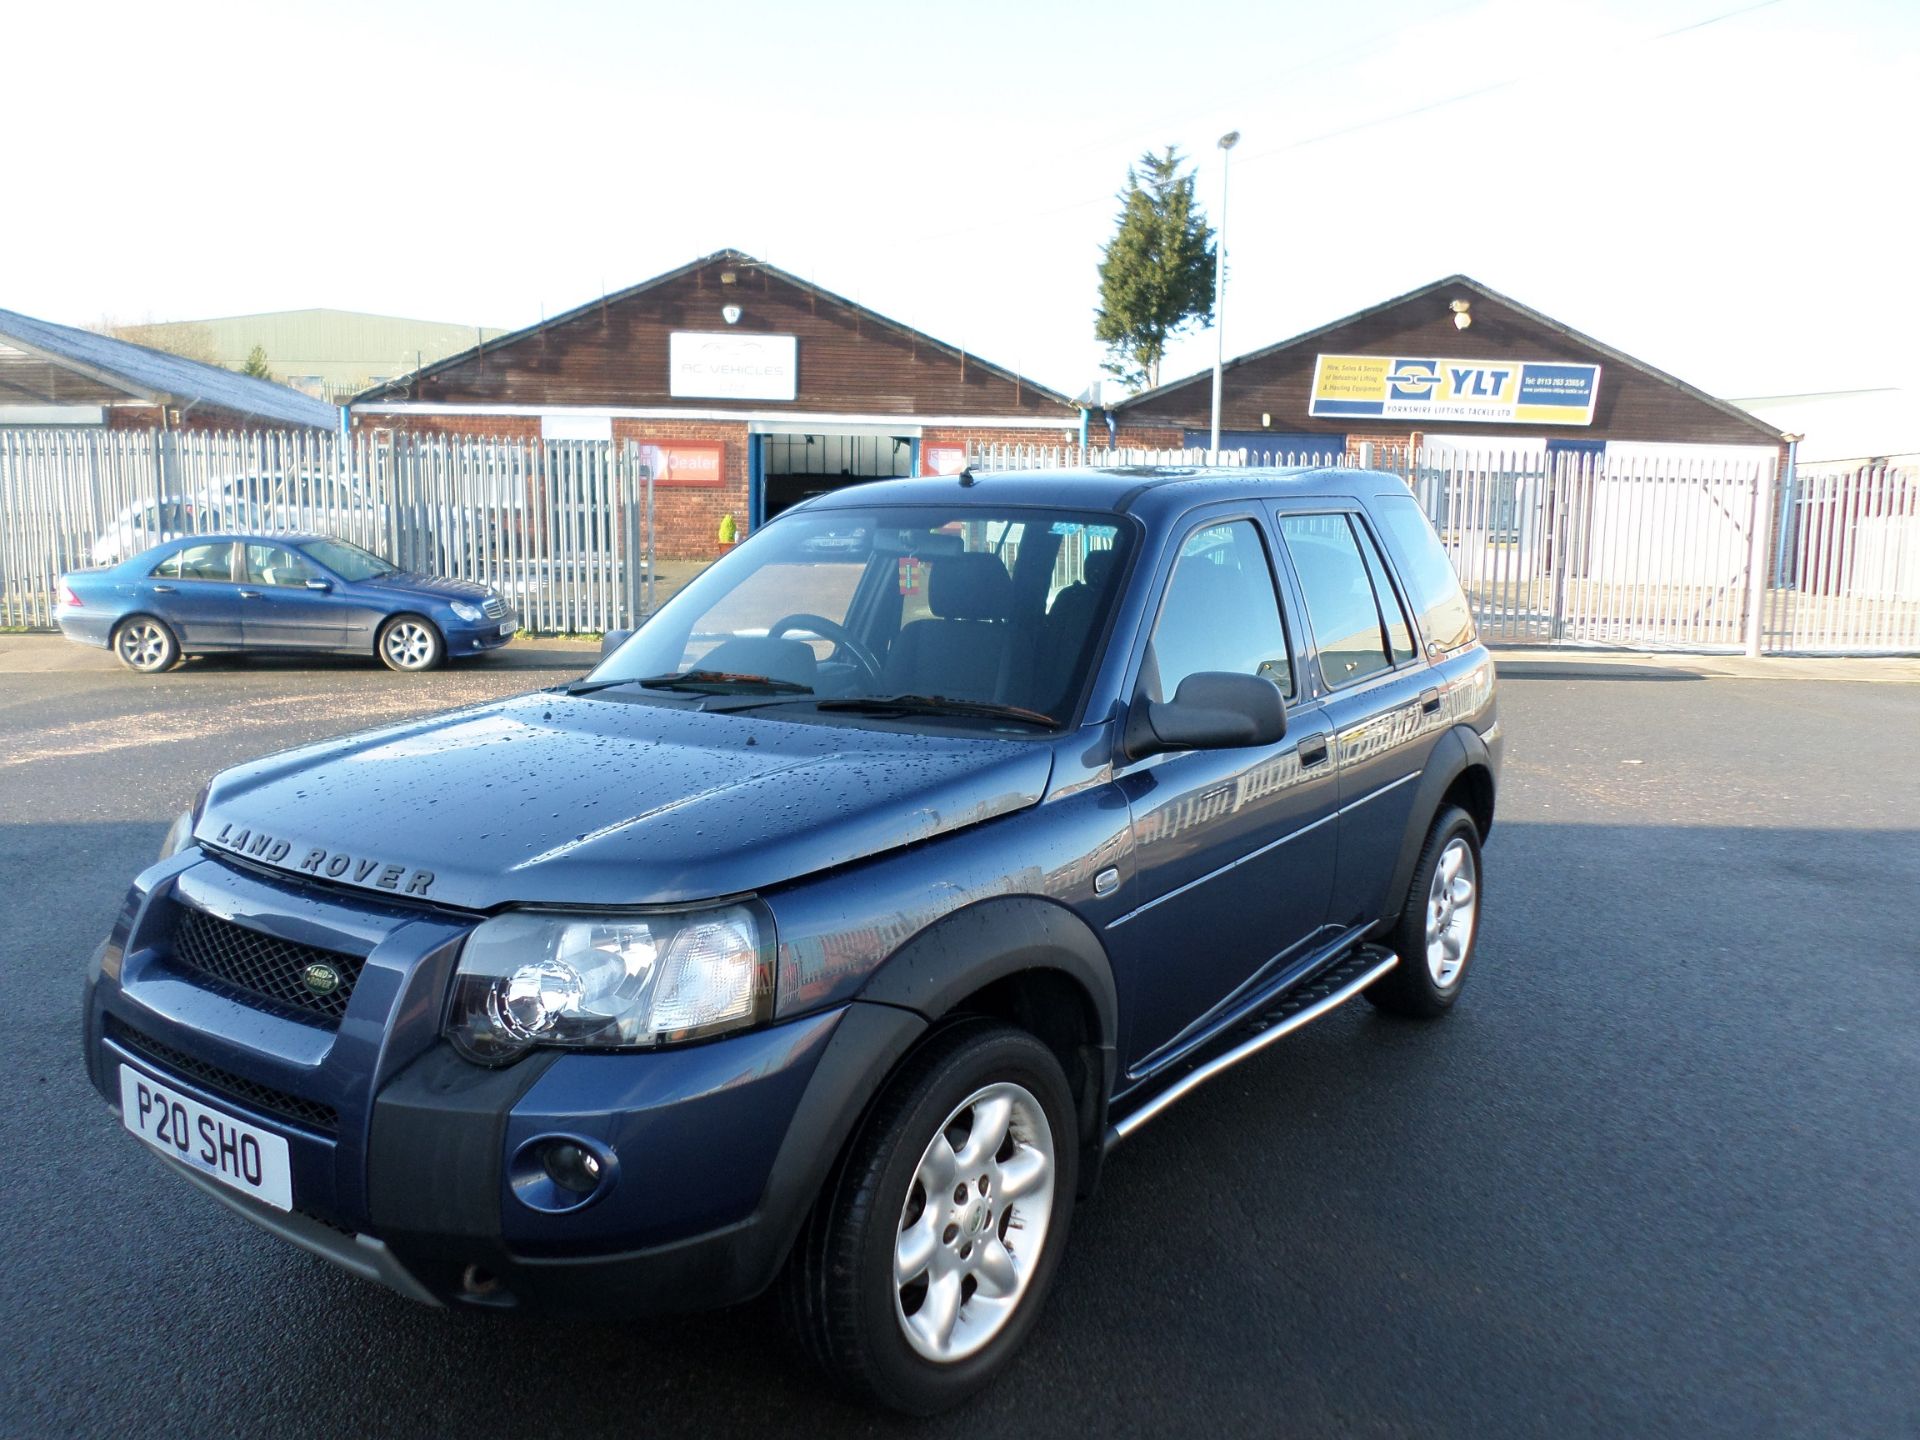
[83,466,1500,1414]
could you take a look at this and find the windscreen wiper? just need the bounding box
[814,694,1057,728]
[561,670,813,697]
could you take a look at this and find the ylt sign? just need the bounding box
[1310,354,1601,426]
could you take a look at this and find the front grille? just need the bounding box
[168,905,364,1027]
[482,596,506,619]
[108,1018,339,1134]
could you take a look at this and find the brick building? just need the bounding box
[1104,274,1787,471]
[0,306,339,431]
[350,251,1081,558]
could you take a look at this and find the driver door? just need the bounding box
[239,543,349,649]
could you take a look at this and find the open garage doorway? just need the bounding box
[757,431,916,521]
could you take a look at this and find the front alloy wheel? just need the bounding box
[892,1081,1057,1363]
[785,1022,1078,1414]
[377,616,444,672]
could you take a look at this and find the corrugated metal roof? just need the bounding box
[0,307,340,429]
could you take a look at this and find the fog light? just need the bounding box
[543,1141,603,1195]
[508,1133,617,1213]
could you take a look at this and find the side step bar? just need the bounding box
[1105,945,1398,1147]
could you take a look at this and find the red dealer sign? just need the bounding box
[635,441,725,487]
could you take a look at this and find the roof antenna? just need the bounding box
[958,465,976,487]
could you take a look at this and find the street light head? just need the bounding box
[1218,130,1241,150]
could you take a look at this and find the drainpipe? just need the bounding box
[1078,406,1089,452]
[1772,433,1801,587]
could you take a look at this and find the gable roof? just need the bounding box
[1112,274,1784,442]
[0,307,340,429]
[353,249,1076,412]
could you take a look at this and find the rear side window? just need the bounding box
[152,542,231,582]
[1277,514,1405,688]
[1370,493,1475,652]
[1143,519,1293,701]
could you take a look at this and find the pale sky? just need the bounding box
[5,0,1914,401]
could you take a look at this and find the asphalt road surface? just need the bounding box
[3,643,1916,1438]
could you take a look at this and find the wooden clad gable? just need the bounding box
[365,252,1074,418]
[1116,276,1782,448]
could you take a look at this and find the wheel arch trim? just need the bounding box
[1383,724,1492,926]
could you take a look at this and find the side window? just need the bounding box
[153,542,230,582]
[1370,493,1476,653]
[1277,514,1405,688]
[244,544,317,588]
[1143,519,1293,702]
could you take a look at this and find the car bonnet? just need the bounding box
[191,690,1053,908]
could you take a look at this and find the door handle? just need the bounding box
[237,588,261,599]
[1300,740,1330,768]
[151,584,175,594]
[1420,688,1442,714]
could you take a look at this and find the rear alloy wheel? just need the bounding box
[113,616,179,673]
[1367,804,1483,1018]
[785,1022,1077,1415]
[377,615,444,672]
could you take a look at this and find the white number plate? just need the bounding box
[119,1065,293,1211]
[498,622,513,636]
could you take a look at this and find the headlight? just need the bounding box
[445,903,774,1065]
[449,600,486,622]
[158,785,209,861]
[158,809,195,861]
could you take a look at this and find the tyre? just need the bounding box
[1367,804,1482,1018]
[785,1021,1078,1415]
[112,615,180,674]
[376,615,444,672]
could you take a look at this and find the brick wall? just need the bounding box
[1342,432,1414,465]
[352,412,538,439]
[612,418,749,560]
[1107,423,1184,450]
[104,403,322,434]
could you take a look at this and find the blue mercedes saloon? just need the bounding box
[56,534,517,673]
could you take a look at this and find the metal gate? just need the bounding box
[0,429,656,634]
[970,442,1920,656]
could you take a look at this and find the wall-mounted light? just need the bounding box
[721,304,742,325]
[1451,299,1472,331]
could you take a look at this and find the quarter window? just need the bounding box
[152,542,231,582]
[1278,514,1410,688]
[1370,493,1476,653]
[1143,519,1293,701]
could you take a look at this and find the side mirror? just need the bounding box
[304,578,332,593]
[600,628,633,657]
[1124,671,1288,760]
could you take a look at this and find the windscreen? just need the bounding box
[299,538,397,582]
[591,506,1134,727]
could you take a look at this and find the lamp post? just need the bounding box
[1208,130,1240,455]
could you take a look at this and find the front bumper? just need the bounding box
[443,612,517,657]
[84,853,924,1313]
